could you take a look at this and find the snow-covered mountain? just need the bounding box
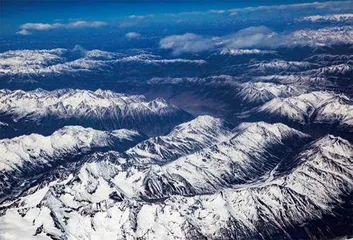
[140,121,311,199]
[0,89,192,138]
[247,91,353,136]
[0,49,206,78]
[250,60,316,73]
[147,76,305,109]
[1,118,352,240]
[219,48,277,56]
[0,115,228,203]
[283,26,353,47]
[235,82,304,105]
[299,13,353,22]
[126,115,233,165]
[0,126,145,203]
[304,54,353,66]
[304,63,353,76]
[246,55,353,89]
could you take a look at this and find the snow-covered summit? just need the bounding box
[255,91,353,130]
[0,48,206,78]
[0,126,140,172]
[251,60,315,72]
[236,81,304,105]
[0,88,144,117]
[126,115,233,165]
[300,13,353,22]
[220,48,277,56]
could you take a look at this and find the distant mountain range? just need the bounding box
[0,89,192,138]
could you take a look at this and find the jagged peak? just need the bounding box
[147,97,170,108]
[235,121,305,136]
[168,115,231,138]
[173,115,224,129]
[259,90,349,111]
[0,88,176,116]
[314,134,352,148]
[111,129,143,140]
[229,122,310,149]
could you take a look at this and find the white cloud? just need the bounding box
[224,26,353,48]
[18,21,107,34]
[209,10,226,14]
[160,33,216,55]
[128,15,145,19]
[16,29,32,36]
[67,21,107,28]
[20,22,64,31]
[227,1,352,15]
[125,32,141,39]
[151,1,351,21]
[223,26,279,49]
[160,26,353,55]
[159,27,277,55]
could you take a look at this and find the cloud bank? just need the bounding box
[223,26,279,49]
[125,32,141,39]
[160,26,353,55]
[160,33,216,55]
[227,1,352,16]
[16,29,32,36]
[17,21,107,35]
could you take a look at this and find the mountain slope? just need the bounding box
[0,89,192,138]
[141,122,311,198]
[126,115,233,165]
[244,91,353,139]
[1,134,349,240]
[3,120,350,240]
[0,126,145,203]
[146,76,305,117]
